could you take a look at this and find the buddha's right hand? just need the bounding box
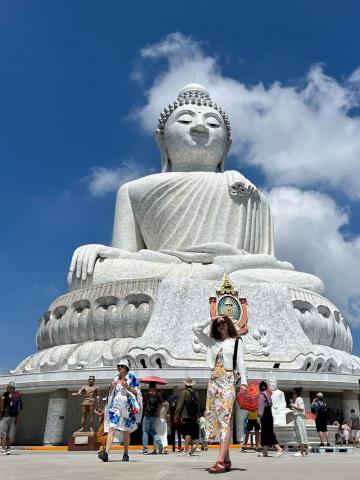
[68,244,123,284]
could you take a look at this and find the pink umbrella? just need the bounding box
[236,381,272,412]
[140,376,168,385]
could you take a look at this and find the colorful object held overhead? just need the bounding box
[209,273,248,336]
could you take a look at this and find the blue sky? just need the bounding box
[1,0,360,372]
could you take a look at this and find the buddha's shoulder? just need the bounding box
[116,170,259,194]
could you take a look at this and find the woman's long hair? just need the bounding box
[294,387,302,397]
[210,315,238,340]
[259,381,268,392]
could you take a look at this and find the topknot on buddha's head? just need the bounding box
[157,83,232,145]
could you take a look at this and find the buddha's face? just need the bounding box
[163,105,229,172]
[269,379,277,390]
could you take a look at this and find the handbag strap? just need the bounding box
[233,338,239,371]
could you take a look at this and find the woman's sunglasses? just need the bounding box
[216,320,227,327]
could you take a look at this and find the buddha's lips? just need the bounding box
[190,132,210,145]
[190,132,209,138]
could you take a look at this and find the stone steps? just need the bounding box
[312,445,354,454]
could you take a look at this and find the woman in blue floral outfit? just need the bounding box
[98,359,142,462]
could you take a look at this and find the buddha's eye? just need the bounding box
[177,114,193,124]
[206,117,220,128]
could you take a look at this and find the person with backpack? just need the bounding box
[349,408,360,447]
[0,382,22,455]
[193,314,248,473]
[141,382,164,454]
[311,392,330,446]
[174,377,200,456]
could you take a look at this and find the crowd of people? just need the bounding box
[1,314,360,472]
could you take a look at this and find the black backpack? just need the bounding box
[186,389,200,418]
[145,393,159,416]
[8,393,23,418]
[316,400,328,416]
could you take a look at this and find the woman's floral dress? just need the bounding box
[205,349,235,442]
[105,372,142,433]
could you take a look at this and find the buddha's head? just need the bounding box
[268,378,277,391]
[155,83,232,172]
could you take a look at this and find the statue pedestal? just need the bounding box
[68,432,97,451]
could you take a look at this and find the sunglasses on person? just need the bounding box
[216,320,227,327]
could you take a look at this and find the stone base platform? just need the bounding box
[312,445,354,454]
[274,425,337,446]
[11,278,360,375]
[68,432,97,451]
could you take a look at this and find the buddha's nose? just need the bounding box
[190,123,209,134]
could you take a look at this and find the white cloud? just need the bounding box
[134,32,360,199]
[83,159,147,197]
[267,187,360,325]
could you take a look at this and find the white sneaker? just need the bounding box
[179,451,190,456]
[1,450,6,455]
[293,452,303,457]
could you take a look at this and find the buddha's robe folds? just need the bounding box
[73,170,324,294]
[121,171,274,259]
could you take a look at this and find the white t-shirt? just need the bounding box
[294,397,305,417]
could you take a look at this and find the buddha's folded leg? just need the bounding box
[213,254,294,272]
[229,268,325,295]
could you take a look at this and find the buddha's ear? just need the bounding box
[226,138,232,156]
[154,129,163,150]
[155,129,170,172]
[218,139,232,172]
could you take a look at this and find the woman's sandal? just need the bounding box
[209,462,227,474]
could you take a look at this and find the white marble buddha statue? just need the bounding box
[268,378,289,426]
[68,83,324,294]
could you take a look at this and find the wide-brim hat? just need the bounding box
[183,376,196,387]
[117,358,130,369]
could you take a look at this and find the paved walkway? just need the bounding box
[1,449,359,480]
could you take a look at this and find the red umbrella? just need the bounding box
[140,376,168,385]
[236,381,272,412]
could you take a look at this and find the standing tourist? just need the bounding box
[156,394,169,454]
[98,359,142,463]
[193,315,247,473]
[350,409,360,447]
[257,381,284,458]
[341,421,351,445]
[169,390,183,452]
[311,392,330,446]
[142,382,164,454]
[199,412,209,451]
[289,387,309,456]
[0,383,22,455]
[175,377,200,457]
[242,410,260,451]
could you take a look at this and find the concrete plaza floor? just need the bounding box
[0,449,359,480]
